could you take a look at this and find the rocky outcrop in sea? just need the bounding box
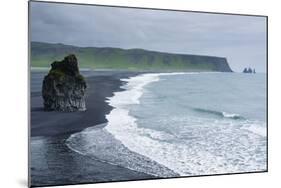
[42,54,87,112]
[243,67,256,74]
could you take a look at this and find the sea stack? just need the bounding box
[243,67,256,74]
[42,54,87,112]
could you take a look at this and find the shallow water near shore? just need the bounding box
[31,134,155,187]
[67,72,267,176]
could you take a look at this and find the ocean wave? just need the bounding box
[193,108,245,120]
[108,72,194,106]
[104,72,266,176]
[192,108,266,137]
[66,123,178,177]
[105,107,266,175]
[66,73,192,177]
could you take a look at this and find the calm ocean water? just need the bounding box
[67,72,267,176]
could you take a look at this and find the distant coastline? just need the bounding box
[30,41,233,72]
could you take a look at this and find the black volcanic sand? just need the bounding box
[30,71,156,187]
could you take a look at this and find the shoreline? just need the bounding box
[30,70,267,186]
[31,71,140,137]
[31,134,156,187]
[30,71,160,187]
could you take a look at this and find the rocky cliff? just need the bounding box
[31,42,233,72]
[42,54,87,112]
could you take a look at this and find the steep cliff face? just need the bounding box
[31,42,233,72]
[42,54,87,112]
[212,57,232,72]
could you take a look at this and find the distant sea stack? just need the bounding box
[31,42,233,72]
[42,54,87,112]
[243,67,256,74]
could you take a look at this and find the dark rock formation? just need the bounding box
[42,54,87,112]
[243,67,256,74]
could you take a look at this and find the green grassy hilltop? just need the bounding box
[31,41,233,72]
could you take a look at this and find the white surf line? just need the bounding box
[104,72,198,175]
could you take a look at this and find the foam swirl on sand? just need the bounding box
[66,123,178,177]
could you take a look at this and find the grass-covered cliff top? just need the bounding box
[31,41,233,72]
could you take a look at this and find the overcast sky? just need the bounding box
[30,2,267,72]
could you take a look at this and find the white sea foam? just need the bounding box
[66,73,191,177]
[105,72,267,176]
[222,112,242,119]
[66,123,177,177]
[107,72,190,107]
[241,120,267,137]
[66,72,266,176]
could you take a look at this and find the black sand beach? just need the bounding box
[31,71,139,137]
[30,71,157,187]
